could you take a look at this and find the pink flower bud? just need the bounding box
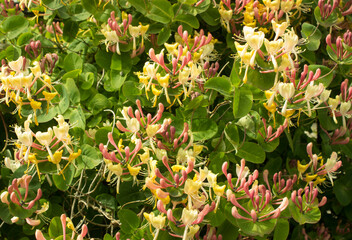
[167,209,177,224]
[157,200,167,214]
[26,218,41,226]
[318,196,327,207]
[250,210,257,222]
[222,162,228,176]
[35,230,46,240]
[307,142,313,159]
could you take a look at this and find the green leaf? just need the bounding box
[105,70,127,91]
[247,68,275,90]
[0,45,21,61]
[65,78,80,104]
[49,217,63,238]
[63,20,79,42]
[87,93,111,115]
[199,6,220,26]
[81,0,99,15]
[174,14,200,29]
[147,0,173,24]
[2,16,29,39]
[69,105,86,129]
[230,59,242,87]
[77,144,101,169]
[64,53,83,72]
[334,176,352,206]
[95,49,113,70]
[127,0,147,14]
[62,69,82,80]
[95,127,120,145]
[95,193,116,210]
[301,23,322,51]
[236,142,266,164]
[273,219,289,240]
[179,0,197,4]
[118,209,140,233]
[233,85,253,118]
[96,193,116,210]
[205,77,232,96]
[103,234,115,240]
[122,81,142,102]
[81,72,95,90]
[191,118,218,141]
[289,201,321,225]
[207,209,226,227]
[236,203,277,237]
[16,32,33,46]
[224,122,240,150]
[52,164,75,191]
[42,0,63,10]
[157,27,171,46]
[9,201,36,219]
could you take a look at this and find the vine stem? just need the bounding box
[0,112,8,153]
[71,169,85,219]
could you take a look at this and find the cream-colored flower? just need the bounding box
[143,212,166,230]
[278,82,295,100]
[181,208,198,226]
[36,128,53,147]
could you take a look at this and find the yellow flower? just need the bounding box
[66,217,75,231]
[213,184,226,196]
[171,165,186,172]
[304,174,317,182]
[297,160,309,174]
[156,73,170,88]
[30,99,42,125]
[48,150,63,164]
[127,164,141,176]
[67,150,80,161]
[43,91,57,100]
[143,212,166,230]
[165,42,179,56]
[146,124,160,138]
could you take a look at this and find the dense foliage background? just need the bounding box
[0,0,352,239]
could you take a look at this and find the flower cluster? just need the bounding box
[136,26,218,106]
[0,55,59,124]
[8,114,81,179]
[102,11,149,57]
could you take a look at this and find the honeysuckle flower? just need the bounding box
[320,89,331,103]
[181,208,198,226]
[316,152,342,185]
[283,29,300,68]
[144,212,166,230]
[281,0,295,13]
[263,0,281,13]
[303,83,325,116]
[264,39,283,71]
[36,128,53,147]
[339,101,351,128]
[127,164,141,184]
[26,217,41,226]
[1,191,9,204]
[11,216,19,223]
[102,24,121,54]
[328,96,340,123]
[278,82,295,115]
[53,115,71,144]
[219,4,233,32]
[304,123,318,139]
